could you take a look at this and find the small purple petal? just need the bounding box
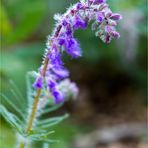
[52,67,69,79]
[53,90,64,104]
[105,35,111,43]
[97,12,104,23]
[76,2,83,10]
[105,26,112,33]
[110,31,120,38]
[62,19,68,26]
[58,37,66,45]
[94,0,106,4]
[110,13,122,20]
[65,38,82,58]
[47,79,57,90]
[33,76,43,89]
[66,27,72,36]
[48,47,63,66]
[73,16,87,30]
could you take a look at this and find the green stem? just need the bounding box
[18,57,49,148]
[18,89,41,148]
[26,89,41,133]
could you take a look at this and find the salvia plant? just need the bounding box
[0,0,122,147]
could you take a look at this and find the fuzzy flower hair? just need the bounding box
[33,0,122,104]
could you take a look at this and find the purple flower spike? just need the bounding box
[33,76,43,89]
[110,13,122,20]
[33,0,122,104]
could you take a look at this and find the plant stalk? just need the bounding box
[18,58,49,148]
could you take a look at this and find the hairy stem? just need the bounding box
[18,58,49,148]
[25,89,41,133]
[18,24,62,148]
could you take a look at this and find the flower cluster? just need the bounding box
[33,0,122,104]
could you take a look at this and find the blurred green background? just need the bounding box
[0,0,147,148]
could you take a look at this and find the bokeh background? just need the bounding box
[0,0,147,148]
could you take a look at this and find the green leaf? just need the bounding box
[0,94,26,120]
[36,114,69,129]
[39,103,63,116]
[0,105,24,134]
[43,143,50,148]
[4,0,47,45]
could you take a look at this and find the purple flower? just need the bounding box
[97,12,104,23]
[76,2,83,10]
[73,16,87,30]
[94,0,106,4]
[48,46,63,66]
[52,66,69,79]
[33,75,43,89]
[105,25,113,33]
[89,0,106,4]
[53,90,64,104]
[46,78,64,104]
[33,0,122,104]
[66,26,73,36]
[110,13,122,20]
[65,38,82,58]
[47,79,56,90]
[58,37,66,45]
[110,31,120,38]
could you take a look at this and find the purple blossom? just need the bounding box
[48,46,63,66]
[110,31,120,38]
[33,75,43,89]
[47,78,64,104]
[52,66,69,79]
[110,13,122,20]
[97,12,104,23]
[73,16,87,30]
[53,90,64,104]
[65,38,82,58]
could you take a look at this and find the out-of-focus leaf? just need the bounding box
[0,94,26,120]
[0,105,24,134]
[0,5,12,37]
[3,0,47,45]
[36,114,69,129]
[38,103,63,117]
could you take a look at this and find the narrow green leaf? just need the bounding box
[29,131,55,139]
[43,143,49,148]
[0,105,24,134]
[10,88,26,110]
[26,72,34,106]
[9,80,26,104]
[1,94,26,120]
[39,103,63,116]
[36,114,69,129]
